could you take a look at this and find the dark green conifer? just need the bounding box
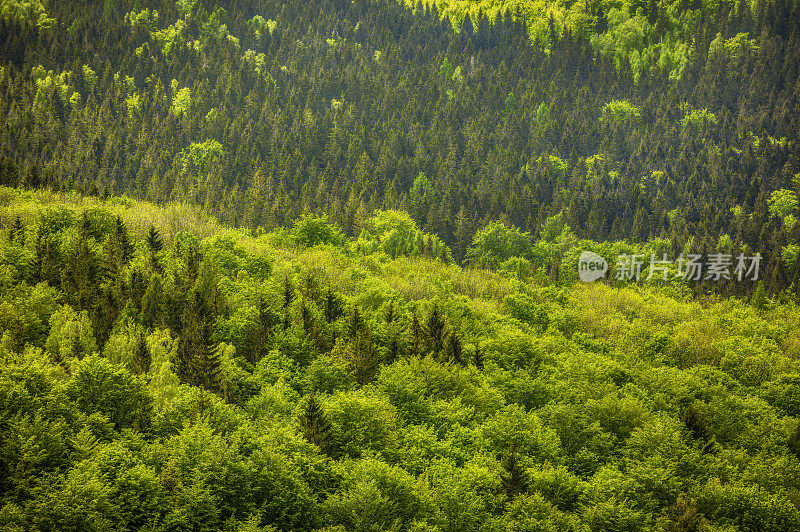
[146,225,164,273]
[176,290,222,393]
[323,287,343,322]
[299,392,333,455]
[446,330,463,365]
[500,452,527,500]
[132,332,151,375]
[474,341,484,369]
[424,303,446,355]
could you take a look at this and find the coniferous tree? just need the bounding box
[445,329,463,365]
[500,451,528,500]
[751,280,767,310]
[141,274,165,330]
[246,296,277,366]
[346,328,382,385]
[323,287,343,323]
[424,304,446,355]
[176,289,222,393]
[131,332,151,375]
[474,341,485,369]
[104,216,133,277]
[408,312,423,357]
[146,225,164,273]
[348,306,365,338]
[10,216,24,245]
[298,392,333,455]
[30,227,61,287]
[62,218,101,312]
[282,275,295,330]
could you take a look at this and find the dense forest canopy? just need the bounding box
[1,0,800,530]
[0,0,798,292]
[0,188,800,531]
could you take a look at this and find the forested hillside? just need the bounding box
[0,0,799,292]
[1,188,800,531]
[2,1,800,529]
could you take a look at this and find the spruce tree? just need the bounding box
[146,225,164,273]
[132,332,151,375]
[424,304,446,355]
[299,392,333,455]
[10,216,24,245]
[282,275,295,330]
[323,287,343,322]
[446,330,463,365]
[348,306,364,338]
[408,312,422,357]
[474,341,485,369]
[751,280,767,310]
[177,290,222,393]
[500,452,528,500]
[141,274,165,330]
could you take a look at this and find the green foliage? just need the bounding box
[325,389,401,459]
[0,0,798,523]
[697,479,800,532]
[466,222,531,268]
[324,458,431,531]
[600,100,641,123]
[248,15,276,40]
[0,0,54,29]
[200,7,230,49]
[30,65,79,112]
[45,305,97,364]
[176,0,198,18]
[171,86,192,116]
[533,101,549,126]
[0,191,797,530]
[768,189,798,229]
[410,172,435,203]
[681,108,718,134]
[151,20,189,56]
[292,214,345,248]
[65,354,153,430]
[125,8,159,31]
[503,92,517,115]
[479,404,562,466]
[358,210,451,261]
[709,32,759,63]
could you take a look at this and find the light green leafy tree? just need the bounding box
[768,189,798,229]
[171,86,192,116]
[292,214,345,248]
[600,100,641,123]
[45,304,97,365]
[466,222,531,268]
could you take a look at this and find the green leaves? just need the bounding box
[768,189,798,229]
[171,86,192,116]
[292,214,345,248]
[45,305,97,365]
[600,100,641,124]
[681,108,718,134]
[65,355,153,430]
[466,222,531,268]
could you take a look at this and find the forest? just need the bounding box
[1,0,800,530]
[1,187,800,531]
[0,0,798,292]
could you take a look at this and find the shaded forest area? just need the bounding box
[1,188,800,531]
[0,0,799,293]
